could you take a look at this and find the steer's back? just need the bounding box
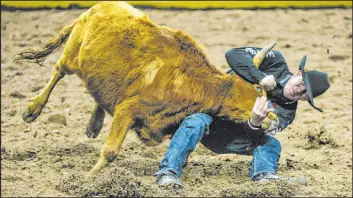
[61,2,176,114]
[62,1,223,116]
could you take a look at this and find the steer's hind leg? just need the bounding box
[86,104,106,139]
[87,100,137,177]
[23,63,65,123]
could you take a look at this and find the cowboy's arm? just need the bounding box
[225,48,266,84]
[226,48,293,89]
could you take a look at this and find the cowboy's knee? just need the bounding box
[266,135,282,152]
[183,113,212,126]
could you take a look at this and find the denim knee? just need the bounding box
[253,135,282,155]
[181,113,213,137]
[254,135,282,155]
[183,113,213,127]
[265,135,282,152]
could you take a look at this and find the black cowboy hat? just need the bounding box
[299,56,330,112]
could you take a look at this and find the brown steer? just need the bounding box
[16,1,276,177]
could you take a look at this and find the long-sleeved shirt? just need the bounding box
[225,47,297,133]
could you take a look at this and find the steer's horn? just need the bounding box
[252,41,278,122]
[252,41,277,68]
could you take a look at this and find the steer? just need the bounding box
[16,1,276,177]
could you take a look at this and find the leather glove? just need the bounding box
[259,75,277,91]
[249,96,273,127]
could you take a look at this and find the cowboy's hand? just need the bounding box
[259,75,277,91]
[249,96,273,127]
[261,116,280,134]
[261,111,278,129]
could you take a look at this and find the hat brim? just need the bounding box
[300,56,323,112]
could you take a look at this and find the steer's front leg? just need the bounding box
[87,99,137,177]
[86,103,105,139]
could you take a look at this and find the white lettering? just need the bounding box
[266,51,275,58]
[245,48,257,55]
[245,48,276,58]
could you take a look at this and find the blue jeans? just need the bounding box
[158,113,281,180]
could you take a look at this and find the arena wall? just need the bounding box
[1,1,352,10]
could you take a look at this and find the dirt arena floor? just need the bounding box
[1,6,352,197]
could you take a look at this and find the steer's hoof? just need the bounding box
[86,128,100,139]
[22,105,42,123]
[86,120,104,139]
[85,172,95,180]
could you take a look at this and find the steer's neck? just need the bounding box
[212,75,260,123]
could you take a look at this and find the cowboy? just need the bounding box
[154,44,330,186]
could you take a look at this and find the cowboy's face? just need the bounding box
[284,71,309,101]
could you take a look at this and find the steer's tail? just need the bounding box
[14,21,77,66]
